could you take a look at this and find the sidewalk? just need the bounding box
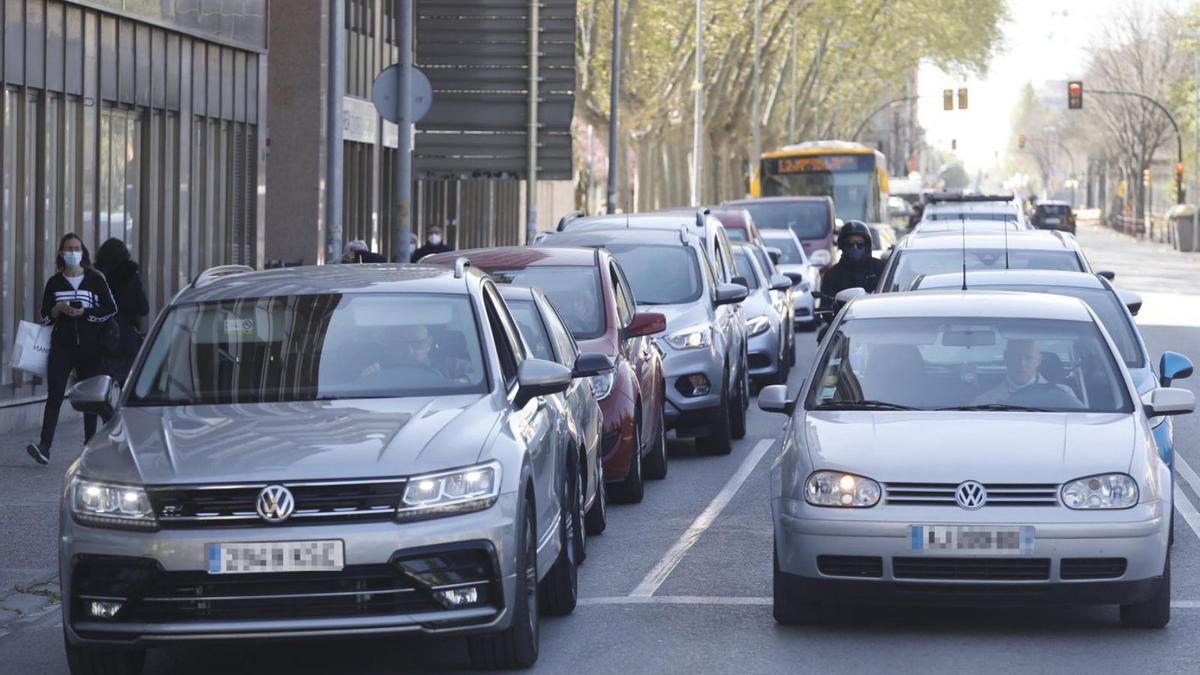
[0,418,87,634]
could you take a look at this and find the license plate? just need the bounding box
[909,525,1034,555]
[1044,217,1061,225]
[207,540,344,574]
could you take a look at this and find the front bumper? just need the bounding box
[792,293,815,326]
[774,499,1168,605]
[598,387,638,482]
[62,493,521,646]
[747,322,783,380]
[658,346,725,433]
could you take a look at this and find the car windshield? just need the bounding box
[507,300,555,362]
[955,286,1144,369]
[604,244,703,306]
[128,294,487,405]
[726,228,748,241]
[888,249,1082,292]
[490,267,606,339]
[740,201,831,240]
[732,249,760,289]
[807,317,1132,413]
[764,236,806,264]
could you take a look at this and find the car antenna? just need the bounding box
[960,215,968,291]
[1003,216,1011,269]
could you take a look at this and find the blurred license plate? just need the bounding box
[1044,217,1061,225]
[910,525,1034,555]
[207,540,344,574]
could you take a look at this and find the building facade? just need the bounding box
[0,0,266,414]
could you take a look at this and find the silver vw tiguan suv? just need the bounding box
[60,262,611,673]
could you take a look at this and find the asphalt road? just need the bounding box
[1,222,1198,674]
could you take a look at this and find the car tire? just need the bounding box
[697,384,734,456]
[731,372,748,441]
[64,630,145,675]
[469,502,539,669]
[609,420,645,504]
[773,544,819,626]
[540,470,580,616]
[1120,554,1171,629]
[643,407,669,480]
[584,451,608,535]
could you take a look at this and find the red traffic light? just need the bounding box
[1067,81,1083,110]
[1017,134,1026,149]
[1176,162,1185,176]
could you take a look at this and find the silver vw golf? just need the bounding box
[760,291,1194,628]
[59,262,612,674]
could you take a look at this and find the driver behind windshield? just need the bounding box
[360,324,472,382]
[975,338,1082,407]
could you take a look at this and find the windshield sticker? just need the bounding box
[224,318,256,335]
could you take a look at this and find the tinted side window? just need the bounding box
[610,262,633,327]
[697,246,718,299]
[543,300,579,369]
[483,286,522,386]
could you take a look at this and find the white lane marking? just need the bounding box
[581,596,1200,609]
[1172,454,1200,542]
[630,438,775,598]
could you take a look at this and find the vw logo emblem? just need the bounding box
[955,481,987,510]
[256,485,295,523]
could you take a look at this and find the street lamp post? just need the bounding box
[1184,30,1200,251]
[607,0,622,214]
[691,0,704,206]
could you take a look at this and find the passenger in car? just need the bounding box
[361,325,474,383]
[975,339,1082,407]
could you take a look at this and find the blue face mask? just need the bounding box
[844,247,867,262]
[62,251,83,268]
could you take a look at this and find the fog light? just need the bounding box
[89,600,123,618]
[436,586,479,607]
[675,374,711,398]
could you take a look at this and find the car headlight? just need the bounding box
[398,462,501,522]
[746,315,771,337]
[665,324,711,350]
[804,471,881,508]
[70,477,157,530]
[1061,473,1138,509]
[590,371,615,400]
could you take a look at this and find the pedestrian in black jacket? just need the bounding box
[410,226,453,262]
[817,220,886,317]
[26,233,118,465]
[95,238,150,384]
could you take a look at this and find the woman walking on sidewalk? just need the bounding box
[26,234,117,465]
[94,238,149,384]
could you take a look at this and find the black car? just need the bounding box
[1031,201,1077,234]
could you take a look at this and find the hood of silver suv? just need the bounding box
[79,394,494,485]
[802,411,1136,485]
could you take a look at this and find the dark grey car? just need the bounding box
[60,262,613,674]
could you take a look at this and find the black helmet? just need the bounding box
[837,220,873,249]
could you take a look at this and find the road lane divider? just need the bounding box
[1172,454,1200,542]
[630,438,775,598]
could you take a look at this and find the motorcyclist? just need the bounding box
[816,220,885,319]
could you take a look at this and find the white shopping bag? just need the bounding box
[12,320,52,379]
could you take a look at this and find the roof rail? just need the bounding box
[192,264,255,288]
[679,226,690,244]
[694,207,711,229]
[557,210,586,231]
[453,256,472,279]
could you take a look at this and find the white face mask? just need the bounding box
[428,234,443,246]
[63,251,83,268]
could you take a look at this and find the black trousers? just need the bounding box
[39,344,104,450]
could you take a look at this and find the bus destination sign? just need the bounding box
[764,154,873,175]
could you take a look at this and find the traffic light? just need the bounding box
[958,88,968,110]
[943,89,954,111]
[1176,162,1185,202]
[951,139,957,151]
[1068,81,1083,110]
[1017,134,1026,149]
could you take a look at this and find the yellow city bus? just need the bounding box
[751,140,890,225]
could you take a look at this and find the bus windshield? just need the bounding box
[759,152,881,223]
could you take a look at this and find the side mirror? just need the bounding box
[835,218,845,232]
[622,311,667,339]
[834,287,867,304]
[769,274,793,292]
[69,375,120,419]
[731,275,750,289]
[516,359,573,407]
[1141,387,1195,418]
[758,384,797,415]
[1160,351,1194,388]
[715,282,749,306]
[1097,271,1116,281]
[573,352,615,378]
[1117,290,1142,316]
[809,249,832,268]
[766,247,783,264]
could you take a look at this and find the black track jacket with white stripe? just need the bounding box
[40,269,118,350]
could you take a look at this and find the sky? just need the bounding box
[917,0,1185,180]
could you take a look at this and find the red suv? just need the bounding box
[426,248,668,504]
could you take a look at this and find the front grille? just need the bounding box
[892,557,1050,581]
[71,548,498,624]
[884,482,1059,507]
[1060,558,1127,580]
[148,479,407,527]
[817,555,883,578]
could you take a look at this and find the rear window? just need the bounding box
[1039,205,1071,215]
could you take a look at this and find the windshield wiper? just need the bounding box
[937,403,1051,412]
[814,399,916,411]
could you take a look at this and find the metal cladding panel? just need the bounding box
[413,0,575,179]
